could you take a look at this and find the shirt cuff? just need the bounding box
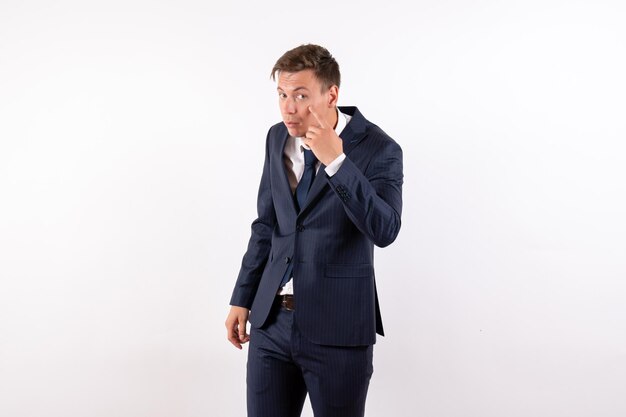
[324,153,346,177]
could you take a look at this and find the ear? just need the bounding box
[327,85,339,108]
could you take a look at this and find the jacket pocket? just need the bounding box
[324,263,373,278]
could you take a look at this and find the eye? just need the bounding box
[278,92,287,99]
[296,94,307,101]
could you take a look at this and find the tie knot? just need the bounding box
[303,149,317,166]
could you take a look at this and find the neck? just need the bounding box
[330,107,339,130]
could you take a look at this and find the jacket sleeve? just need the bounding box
[326,138,403,248]
[229,130,276,308]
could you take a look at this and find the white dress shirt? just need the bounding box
[279,107,352,295]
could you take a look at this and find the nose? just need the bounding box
[283,97,297,114]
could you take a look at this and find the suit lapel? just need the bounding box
[274,126,299,216]
[335,106,368,154]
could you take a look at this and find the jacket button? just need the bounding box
[296,224,304,232]
[285,257,290,264]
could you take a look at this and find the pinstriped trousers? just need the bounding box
[247,298,374,417]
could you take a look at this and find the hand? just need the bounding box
[303,106,343,166]
[225,305,250,349]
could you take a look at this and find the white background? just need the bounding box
[1,1,625,416]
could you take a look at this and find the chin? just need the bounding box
[286,126,305,137]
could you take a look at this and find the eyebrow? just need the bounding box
[277,86,310,92]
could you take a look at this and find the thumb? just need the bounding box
[238,319,247,340]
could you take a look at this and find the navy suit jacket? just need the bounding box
[230,106,403,346]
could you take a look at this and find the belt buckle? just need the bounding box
[280,295,295,311]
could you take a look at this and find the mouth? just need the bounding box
[285,121,299,127]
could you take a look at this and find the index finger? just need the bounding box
[308,106,325,128]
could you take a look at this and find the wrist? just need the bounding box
[324,153,346,177]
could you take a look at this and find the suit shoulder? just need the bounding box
[260,122,287,152]
[267,121,287,138]
[364,121,402,154]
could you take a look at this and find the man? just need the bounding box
[225,44,403,417]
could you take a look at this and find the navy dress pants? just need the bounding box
[247,298,374,417]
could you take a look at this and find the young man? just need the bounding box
[225,44,403,417]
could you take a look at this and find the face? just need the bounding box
[277,69,338,137]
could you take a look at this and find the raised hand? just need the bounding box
[302,106,343,166]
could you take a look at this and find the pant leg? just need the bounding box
[292,320,374,417]
[247,303,307,417]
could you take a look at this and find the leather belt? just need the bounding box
[277,294,295,311]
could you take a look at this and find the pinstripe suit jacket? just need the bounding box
[230,106,403,346]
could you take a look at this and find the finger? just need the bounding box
[308,106,325,128]
[225,317,242,349]
[307,126,320,135]
[238,316,249,341]
[227,327,242,349]
[238,324,247,341]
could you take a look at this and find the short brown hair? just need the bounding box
[271,44,341,91]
